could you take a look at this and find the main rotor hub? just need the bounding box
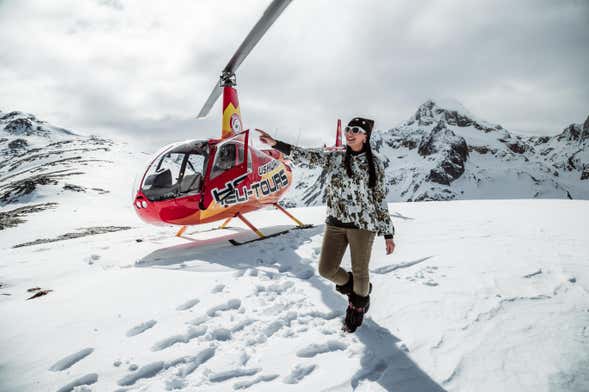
[220,71,237,87]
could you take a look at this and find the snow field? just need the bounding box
[0,200,588,391]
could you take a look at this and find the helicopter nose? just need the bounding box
[134,196,148,209]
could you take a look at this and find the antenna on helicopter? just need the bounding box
[197,0,292,120]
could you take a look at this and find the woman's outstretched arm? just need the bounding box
[256,129,335,169]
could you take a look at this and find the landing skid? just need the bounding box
[176,203,312,247]
[229,224,314,246]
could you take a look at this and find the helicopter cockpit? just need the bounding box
[141,140,209,201]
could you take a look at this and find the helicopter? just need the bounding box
[133,0,322,245]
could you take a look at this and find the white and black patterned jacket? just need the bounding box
[274,141,394,238]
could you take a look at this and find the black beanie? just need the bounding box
[348,117,374,136]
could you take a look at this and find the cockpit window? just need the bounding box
[179,154,205,194]
[140,141,208,201]
[210,141,244,179]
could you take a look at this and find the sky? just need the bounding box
[0,0,588,148]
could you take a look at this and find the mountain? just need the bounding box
[284,99,589,206]
[0,109,143,235]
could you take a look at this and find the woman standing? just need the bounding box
[257,117,395,332]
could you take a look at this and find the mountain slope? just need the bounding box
[0,109,147,247]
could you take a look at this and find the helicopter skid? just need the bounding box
[228,224,314,246]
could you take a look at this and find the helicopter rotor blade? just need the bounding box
[224,0,292,74]
[197,83,222,119]
[197,0,292,119]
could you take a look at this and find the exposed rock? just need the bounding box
[0,171,84,204]
[91,187,110,194]
[8,138,29,150]
[413,188,455,201]
[581,165,589,180]
[533,136,550,145]
[417,121,469,185]
[557,124,584,142]
[0,202,58,230]
[469,145,494,154]
[4,118,44,136]
[0,111,33,121]
[507,141,527,154]
[13,226,133,248]
[26,289,53,300]
[63,183,86,192]
[400,139,417,150]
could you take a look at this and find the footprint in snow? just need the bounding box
[126,320,157,337]
[209,328,232,341]
[283,364,316,384]
[176,298,200,311]
[151,326,207,351]
[234,374,279,390]
[211,284,225,293]
[118,361,165,386]
[209,368,260,383]
[118,347,215,386]
[49,348,94,371]
[207,299,241,317]
[56,373,98,392]
[296,341,348,358]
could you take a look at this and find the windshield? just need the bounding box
[140,140,209,201]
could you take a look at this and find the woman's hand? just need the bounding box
[385,238,395,255]
[255,129,277,147]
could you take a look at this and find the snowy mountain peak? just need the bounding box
[555,114,589,143]
[404,99,500,133]
[0,110,75,138]
[286,103,588,205]
[0,111,112,208]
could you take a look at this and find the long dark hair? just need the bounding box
[344,142,377,188]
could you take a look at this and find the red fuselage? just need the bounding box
[133,131,292,226]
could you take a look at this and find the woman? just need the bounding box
[257,117,395,333]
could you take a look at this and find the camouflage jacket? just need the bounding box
[276,142,394,238]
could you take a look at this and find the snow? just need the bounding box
[1,197,588,392]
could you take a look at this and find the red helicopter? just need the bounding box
[133,0,338,245]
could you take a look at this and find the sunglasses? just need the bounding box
[345,126,366,134]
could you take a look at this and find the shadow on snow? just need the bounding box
[137,224,446,392]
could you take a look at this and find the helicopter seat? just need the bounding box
[149,168,173,188]
[180,173,202,193]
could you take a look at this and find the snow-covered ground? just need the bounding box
[1,197,588,391]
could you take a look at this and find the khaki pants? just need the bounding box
[318,225,376,296]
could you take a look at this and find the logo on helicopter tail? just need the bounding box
[230,114,242,133]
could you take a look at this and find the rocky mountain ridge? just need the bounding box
[284,99,588,205]
[0,109,117,230]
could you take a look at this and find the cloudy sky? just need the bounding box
[0,0,587,147]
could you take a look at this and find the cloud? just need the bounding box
[0,0,587,149]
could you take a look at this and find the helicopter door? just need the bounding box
[201,130,250,209]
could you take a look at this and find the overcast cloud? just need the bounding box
[0,0,587,148]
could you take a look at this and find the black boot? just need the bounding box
[343,291,370,333]
[335,272,353,296]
